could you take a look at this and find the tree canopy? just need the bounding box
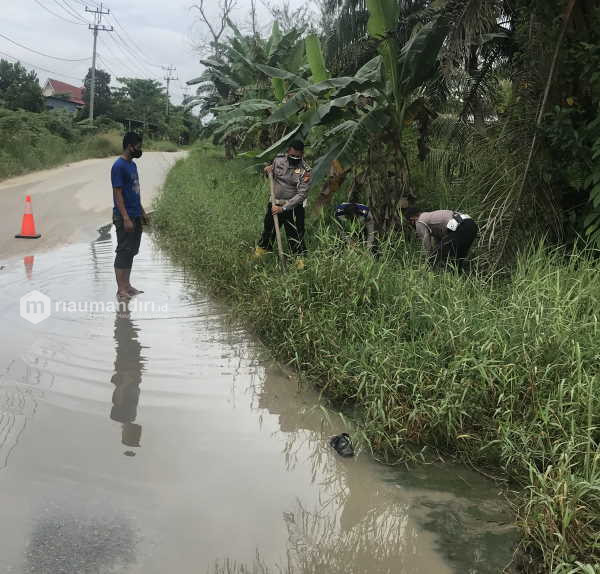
[0,60,44,113]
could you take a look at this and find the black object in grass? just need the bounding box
[329,433,354,457]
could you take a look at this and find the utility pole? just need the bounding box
[182,86,190,104]
[86,3,113,123]
[163,65,178,117]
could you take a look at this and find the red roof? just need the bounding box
[47,79,85,106]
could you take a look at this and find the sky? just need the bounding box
[2,0,312,106]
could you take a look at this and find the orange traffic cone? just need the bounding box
[15,195,41,239]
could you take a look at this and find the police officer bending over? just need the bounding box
[255,140,311,258]
[403,208,478,272]
[334,202,376,254]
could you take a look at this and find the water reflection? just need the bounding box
[235,367,425,574]
[0,357,52,472]
[23,255,34,280]
[90,223,112,283]
[216,365,516,574]
[110,302,146,453]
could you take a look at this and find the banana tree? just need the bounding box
[186,21,307,155]
[258,0,453,229]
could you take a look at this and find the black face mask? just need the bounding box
[287,155,301,167]
[132,148,143,159]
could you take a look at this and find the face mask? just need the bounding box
[287,155,301,167]
[132,148,143,159]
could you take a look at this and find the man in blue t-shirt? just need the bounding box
[111,132,147,298]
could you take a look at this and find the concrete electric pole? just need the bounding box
[86,3,113,123]
[163,65,178,117]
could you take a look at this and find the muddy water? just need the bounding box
[0,228,517,574]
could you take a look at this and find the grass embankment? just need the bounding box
[153,147,600,573]
[0,108,123,180]
[0,107,181,181]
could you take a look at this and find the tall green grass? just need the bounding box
[153,147,600,573]
[0,107,181,181]
[145,139,179,152]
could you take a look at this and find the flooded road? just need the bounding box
[0,151,186,259]
[0,227,517,574]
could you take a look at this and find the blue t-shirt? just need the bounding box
[111,157,141,217]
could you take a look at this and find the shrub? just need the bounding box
[0,108,124,180]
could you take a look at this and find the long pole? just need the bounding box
[163,65,178,117]
[85,3,112,124]
[269,173,285,266]
[89,25,98,122]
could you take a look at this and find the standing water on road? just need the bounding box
[0,227,517,574]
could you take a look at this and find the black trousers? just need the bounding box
[433,219,478,271]
[114,215,142,269]
[259,203,306,255]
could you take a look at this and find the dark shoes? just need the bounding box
[329,433,354,457]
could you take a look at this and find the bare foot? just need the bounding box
[128,287,144,295]
[116,290,131,300]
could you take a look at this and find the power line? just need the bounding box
[32,0,86,25]
[108,25,163,79]
[0,31,90,62]
[108,12,163,69]
[95,53,118,79]
[0,49,84,82]
[100,35,147,79]
[104,33,159,79]
[53,0,88,24]
[68,0,100,8]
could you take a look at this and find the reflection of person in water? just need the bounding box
[110,303,145,452]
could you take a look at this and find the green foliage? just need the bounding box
[145,139,178,152]
[305,34,329,83]
[81,67,112,118]
[0,107,122,180]
[0,59,44,113]
[154,150,600,574]
[112,77,167,135]
[186,18,309,155]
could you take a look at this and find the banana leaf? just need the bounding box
[266,75,381,124]
[355,56,383,82]
[310,106,390,186]
[272,78,286,102]
[254,64,310,88]
[257,125,303,158]
[367,0,401,118]
[212,99,275,114]
[267,21,282,57]
[398,12,449,96]
[212,115,257,141]
[305,34,329,83]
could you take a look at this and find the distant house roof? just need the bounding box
[45,79,85,106]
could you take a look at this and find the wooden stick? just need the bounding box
[269,172,285,267]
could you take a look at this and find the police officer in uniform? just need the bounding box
[403,207,478,272]
[334,202,376,254]
[255,140,311,258]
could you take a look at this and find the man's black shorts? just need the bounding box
[113,214,142,269]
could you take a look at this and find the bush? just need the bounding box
[145,139,178,152]
[0,108,124,180]
[76,131,122,159]
[41,109,79,142]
